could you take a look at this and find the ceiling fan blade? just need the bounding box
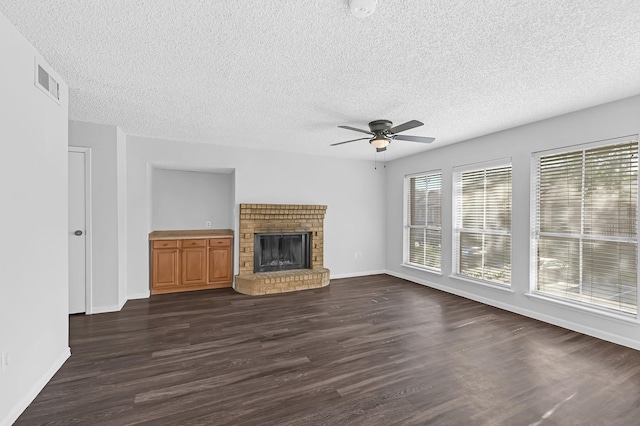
[338,125,374,135]
[393,135,435,143]
[330,137,370,146]
[389,120,424,134]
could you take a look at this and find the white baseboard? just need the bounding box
[330,270,386,279]
[386,270,640,351]
[127,291,150,300]
[1,347,70,426]
[90,291,149,315]
[91,303,124,314]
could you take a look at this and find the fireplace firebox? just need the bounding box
[254,232,310,273]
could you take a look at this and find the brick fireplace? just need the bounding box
[235,204,330,295]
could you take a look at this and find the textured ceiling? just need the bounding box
[2,1,640,161]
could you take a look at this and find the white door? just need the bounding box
[68,150,87,314]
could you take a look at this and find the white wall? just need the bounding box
[0,13,70,426]
[126,136,387,297]
[68,121,126,312]
[151,168,234,230]
[385,95,640,350]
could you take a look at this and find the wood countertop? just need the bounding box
[149,229,234,240]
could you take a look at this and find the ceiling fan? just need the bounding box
[331,119,435,152]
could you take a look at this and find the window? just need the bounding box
[454,160,512,285]
[532,137,638,315]
[404,171,441,271]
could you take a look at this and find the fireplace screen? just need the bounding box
[254,232,310,273]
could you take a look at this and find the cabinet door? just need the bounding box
[152,248,180,288]
[181,247,207,285]
[208,238,232,284]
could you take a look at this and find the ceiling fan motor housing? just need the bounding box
[368,120,393,132]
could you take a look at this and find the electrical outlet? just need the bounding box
[1,351,9,372]
[205,221,212,228]
[354,252,362,260]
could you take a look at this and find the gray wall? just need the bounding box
[151,168,234,231]
[116,127,128,307]
[126,137,388,298]
[385,94,640,350]
[69,121,128,312]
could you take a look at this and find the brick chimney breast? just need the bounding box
[235,204,329,295]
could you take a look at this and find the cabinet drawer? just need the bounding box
[153,240,179,249]
[181,239,206,248]
[209,238,231,247]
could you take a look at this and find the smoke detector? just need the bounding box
[349,0,377,19]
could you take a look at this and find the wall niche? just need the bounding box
[151,167,235,231]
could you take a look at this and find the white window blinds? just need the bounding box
[405,172,441,271]
[533,138,639,315]
[454,161,512,285]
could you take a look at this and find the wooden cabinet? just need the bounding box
[181,239,207,285]
[150,231,233,295]
[152,241,179,288]
[208,238,232,284]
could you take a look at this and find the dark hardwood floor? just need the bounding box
[16,275,640,425]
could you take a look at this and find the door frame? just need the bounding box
[68,146,93,314]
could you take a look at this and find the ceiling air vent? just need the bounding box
[34,60,60,104]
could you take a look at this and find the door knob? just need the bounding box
[74,230,83,236]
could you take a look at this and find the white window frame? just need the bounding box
[403,170,442,273]
[452,158,512,287]
[530,136,640,318]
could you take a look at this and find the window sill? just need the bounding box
[449,274,514,293]
[402,263,442,275]
[525,292,638,325]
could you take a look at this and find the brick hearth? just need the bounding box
[235,203,330,295]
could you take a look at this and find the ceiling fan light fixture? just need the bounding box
[370,136,390,149]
